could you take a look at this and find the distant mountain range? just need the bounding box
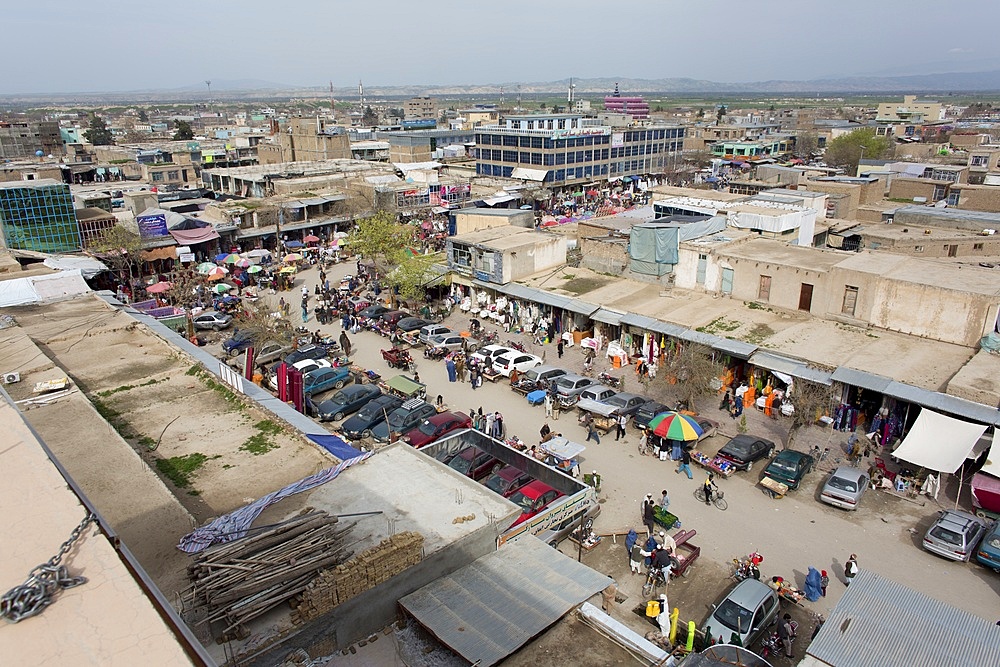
[4,70,1000,104]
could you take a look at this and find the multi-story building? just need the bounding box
[475,113,684,187]
[457,106,499,130]
[0,120,63,159]
[967,146,1000,185]
[603,84,649,119]
[876,95,944,123]
[404,96,437,121]
[383,128,477,163]
[0,179,81,252]
[257,117,352,165]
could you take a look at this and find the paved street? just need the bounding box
[245,259,1000,627]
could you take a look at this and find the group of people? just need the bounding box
[444,351,492,388]
[467,407,505,439]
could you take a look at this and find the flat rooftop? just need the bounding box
[721,237,848,272]
[452,226,553,246]
[0,178,63,189]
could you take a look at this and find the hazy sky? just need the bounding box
[5,0,1000,93]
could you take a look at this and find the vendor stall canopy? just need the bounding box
[891,408,987,474]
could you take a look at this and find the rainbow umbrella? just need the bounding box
[221,253,241,264]
[283,253,303,262]
[233,258,252,268]
[211,283,233,294]
[206,266,228,281]
[196,262,217,274]
[647,412,704,441]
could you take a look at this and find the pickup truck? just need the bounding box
[419,429,600,547]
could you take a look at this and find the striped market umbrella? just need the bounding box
[647,412,704,441]
[233,258,252,268]
[206,266,228,281]
[247,264,263,274]
[283,253,303,262]
[196,262,217,274]
[221,253,242,264]
[211,283,233,294]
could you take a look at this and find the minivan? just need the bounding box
[578,385,618,404]
[702,579,780,647]
[419,324,453,344]
[521,365,567,386]
[923,509,987,562]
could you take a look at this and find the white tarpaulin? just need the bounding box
[0,269,91,307]
[981,430,1000,478]
[892,408,988,474]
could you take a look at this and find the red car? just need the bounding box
[483,465,532,498]
[508,480,564,527]
[401,411,472,448]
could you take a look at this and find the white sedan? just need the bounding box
[470,344,512,366]
[268,358,332,389]
[491,351,543,377]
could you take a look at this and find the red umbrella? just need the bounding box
[304,235,320,243]
[146,281,173,293]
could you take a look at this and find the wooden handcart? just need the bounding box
[689,449,737,478]
[759,476,788,499]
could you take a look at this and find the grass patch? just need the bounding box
[255,419,283,435]
[92,397,135,439]
[186,364,245,411]
[561,277,607,295]
[239,419,284,455]
[746,302,774,311]
[137,435,157,450]
[744,323,775,345]
[97,377,162,397]
[697,317,741,334]
[155,452,212,488]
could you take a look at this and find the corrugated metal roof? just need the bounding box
[808,569,1000,667]
[749,351,834,385]
[884,381,1000,428]
[830,367,893,393]
[591,308,625,326]
[399,535,611,667]
[499,283,599,316]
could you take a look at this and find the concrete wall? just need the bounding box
[673,245,723,292]
[245,522,501,667]
[501,235,567,282]
[452,210,531,235]
[957,186,1000,213]
[866,277,995,347]
[888,177,941,202]
[580,237,627,274]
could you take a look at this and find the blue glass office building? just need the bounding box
[0,179,81,253]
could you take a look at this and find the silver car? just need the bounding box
[192,310,233,331]
[922,510,987,562]
[820,466,869,510]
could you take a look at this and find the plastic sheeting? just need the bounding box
[43,255,107,279]
[629,224,678,276]
[0,269,91,307]
[892,408,987,474]
[981,430,1000,478]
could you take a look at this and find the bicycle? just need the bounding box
[641,565,668,597]
[693,485,728,510]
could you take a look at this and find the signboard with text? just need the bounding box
[136,213,170,238]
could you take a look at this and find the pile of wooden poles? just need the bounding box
[183,510,355,638]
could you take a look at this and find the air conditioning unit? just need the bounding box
[3,371,21,384]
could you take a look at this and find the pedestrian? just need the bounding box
[470,367,478,390]
[642,495,655,534]
[658,529,676,554]
[544,393,553,418]
[301,305,309,322]
[616,413,628,441]
[413,371,420,384]
[557,339,564,358]
[844,554,859,586]
[703,473,716,506]
[656,594,670,635]
[493,411,504,438]
[445,358,457,383]
[732,393,743,419]
[720,387,733,413]
[586,421,600,444]
[676,448,693,479]
[820,570,829,597]
[540,422,551,439]
[659,489,670,512]
[629,541,644,575]
[778,613,795,659]
[279,296,286,313]
[485,412,495,437]
[455,356,465,382]
[339,332,352,357]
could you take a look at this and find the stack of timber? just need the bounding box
[183,510,355,637]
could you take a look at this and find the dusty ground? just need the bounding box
[6,296,329,600]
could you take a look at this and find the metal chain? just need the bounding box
[1,512,95,623]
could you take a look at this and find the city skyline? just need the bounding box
[4,0,1000,94]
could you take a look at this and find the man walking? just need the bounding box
[616,413,628,441]
[557,339,564,359]
[676,448,693,479]
[642,493,655,534]
[778,613,796,659]
[544,393,553,418]
[844,554,859,586]
[586,421,600,444]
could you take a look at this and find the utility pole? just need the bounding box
[329,81,336,122]
[359,80,365,108]
[205,80,212,97]
[499,86,504,108]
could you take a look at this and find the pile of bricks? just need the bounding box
[292,531,424,623]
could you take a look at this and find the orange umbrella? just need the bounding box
[146,281,173,293]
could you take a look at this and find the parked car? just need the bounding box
[428,333,478,353]
[302,366,351,396]
[695,417,719,442]
[378,310,408,328]
[603,392,647,417]
[715,434,776,472]
[401,411,472,448]
[340,394,404,439]
[192,310,233,331]
[491,351,543,377]
[447,446,503,481]
[358,304,389,319]
[923,510,987,562]
[371,398,437,442]
[222,329,255,356]
[819,466,869,510]
[762,449,815,490]
[508,481,565,527]
[418,323,453,344]
[315,384,381,422]
[521,365,568,387]
[701,579,780,648]
[396,316,431,333]
[579,385,618,404]
[483,465,533,498]
[633,400,669,430]
[553,374,599,401]
[469,344,511,366]
[268,358,333,390]
[976,520,1000,572]
[254,341,292,367]
[283,344,330,365]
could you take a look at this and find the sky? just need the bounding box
[5,0,1000,94]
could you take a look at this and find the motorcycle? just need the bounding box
[730,552,763,582]
[760,620,797,658]
[506,339,527,353]
[480,330,500,345]
[599,372,623,389]
[423,346,448,361]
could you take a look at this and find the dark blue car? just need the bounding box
[222,329,254,356]
[316,384,381,422]
[303,366,351,396]
[340,394,404,440]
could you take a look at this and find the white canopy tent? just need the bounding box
[980,430,1000,478]
[892,408,987,474]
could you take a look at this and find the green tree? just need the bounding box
[793,132,818,159]
[347,211,429,306]
[388,252,438,303]
[362,106,379,127]
[716,105,727,125]
[137,109,149,122]
[90,225,145,280]
[696,107,705,119]
[83,114,114,145]
[173,120,194,141]
[824,128,893,173]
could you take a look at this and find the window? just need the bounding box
[758,275,771,301]
[151,172,164,182]
[932,185,946,201]
[842,286,858,316]
[452,245,471,267]
[914,245,924,253]
[946,191,960,206]
[971,155,988,166]
[975,243,984,250]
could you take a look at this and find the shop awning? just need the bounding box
[591,308,625,326]
[139,246,179,262]
[892,408,987,474]
[498,283,599,316]
[510,167,549,182]
[831,367,893,393]
[749,351,834,385]
[483,194,518,206]
[982,431,1000,478]
[399,536,611,667]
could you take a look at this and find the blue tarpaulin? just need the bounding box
[307,433,365,461]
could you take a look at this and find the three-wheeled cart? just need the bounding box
[539,436,585,477]
[380,374,426,400]
[575,398,619,434]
